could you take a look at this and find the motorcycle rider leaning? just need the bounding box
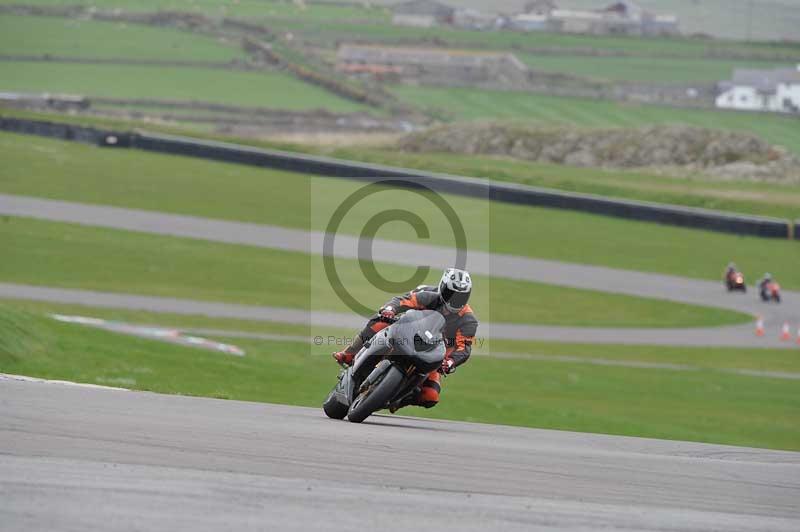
[759,273,775,296]
[333,268,478,411]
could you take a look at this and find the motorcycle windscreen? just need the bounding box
[391,310,446,373]
[407,342,446,373]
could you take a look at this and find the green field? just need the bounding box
[1,303,797,450]
[0,0,390,22]
[0,61,369,113]
[1,216,748,327]
[390,86,800,156]
[2,131,798,288]
[0,15,245,61]
[518,53,790,83]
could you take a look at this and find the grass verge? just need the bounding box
[323,147,800,220]
[1,216,750,328]
[4,298,318,338]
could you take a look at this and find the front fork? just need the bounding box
[359,359,392,393]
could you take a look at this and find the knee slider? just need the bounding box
[418,386,439,407]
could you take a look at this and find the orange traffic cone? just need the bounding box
[755,316,765,337]
[780,322,791,341]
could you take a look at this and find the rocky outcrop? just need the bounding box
[398,123,800,182]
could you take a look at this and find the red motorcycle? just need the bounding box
[760,281,781,303]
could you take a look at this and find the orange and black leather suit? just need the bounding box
[350,286,478,408]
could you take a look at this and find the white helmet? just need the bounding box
[438,268,472,312]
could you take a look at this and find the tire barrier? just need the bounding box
[0,116,131,147]
[1,116,793,240]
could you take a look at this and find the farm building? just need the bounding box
[524,0,558,14]
[641,14,680,36]
[549,9,608,34]
[452,8,499,30]
[515,0,678,36]
[716,66,800,114]
[336,44,529,87]
[510,13,554,32]
[390,0,454,28]
[604,1,679,36]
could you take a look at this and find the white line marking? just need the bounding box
[0,373,130,391]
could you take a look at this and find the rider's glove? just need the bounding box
[380,306,396,320]
[439,358,456,375]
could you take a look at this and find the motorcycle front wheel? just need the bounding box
[323,388,349,420]
[347,364,404,423]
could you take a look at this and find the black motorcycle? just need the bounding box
[760,281,781,303]
[323,310,446,423]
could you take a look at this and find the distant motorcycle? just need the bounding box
[323,310,446,423]
[725,271,746,292]
[760,281,781,303]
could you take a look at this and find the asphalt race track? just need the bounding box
[2,378,799,532]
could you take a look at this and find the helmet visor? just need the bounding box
[441,286,470,310]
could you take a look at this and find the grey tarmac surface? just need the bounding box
[2,193,800,348]
[2,378,799,532]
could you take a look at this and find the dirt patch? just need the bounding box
[398,123,800,183]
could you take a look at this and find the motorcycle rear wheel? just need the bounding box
[347,364,404,423]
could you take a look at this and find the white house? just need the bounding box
[530,1,678,36]
[716,66,800,114]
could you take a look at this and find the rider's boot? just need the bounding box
[332,350,354,366]
[332,335,365,367]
